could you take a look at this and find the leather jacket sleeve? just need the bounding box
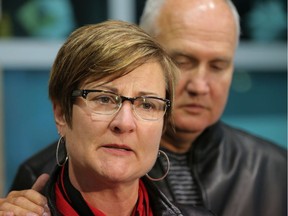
[174,203,217,216]
[152,121,287,216]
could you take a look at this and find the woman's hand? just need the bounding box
[0,174,51,216]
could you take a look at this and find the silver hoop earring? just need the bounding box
[146,150,170,181]
[56,136,68,166]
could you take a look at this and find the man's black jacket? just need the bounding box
[10,121,287,216]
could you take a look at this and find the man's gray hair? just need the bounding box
[139,0,241,40]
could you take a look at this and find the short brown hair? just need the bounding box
[49,20,179,129]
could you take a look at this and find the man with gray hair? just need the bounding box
[139,0,286,216]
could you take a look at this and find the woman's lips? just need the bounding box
[101,144,133,155]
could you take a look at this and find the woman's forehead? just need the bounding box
[83,62,166,94]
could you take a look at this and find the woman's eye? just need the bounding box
[92,95,115,104]
[98,96,111,103]
[142,102,154,110]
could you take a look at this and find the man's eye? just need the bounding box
[210,61,230,72]
[173,56,197,71]
[176,60,190,66]
[174,57,189,66]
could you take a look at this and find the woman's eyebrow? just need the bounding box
[137,91,162,97]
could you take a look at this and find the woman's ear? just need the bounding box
[53,103,66,133]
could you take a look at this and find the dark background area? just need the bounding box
[1,0,287,42]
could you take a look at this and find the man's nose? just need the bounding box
[185,66,209,95]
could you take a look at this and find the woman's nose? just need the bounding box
[109,102,136,133]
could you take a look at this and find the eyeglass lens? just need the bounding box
[85,91,167,120]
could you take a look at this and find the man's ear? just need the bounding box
[53,103,66,129]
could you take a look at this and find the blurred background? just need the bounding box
[0,0,286,196]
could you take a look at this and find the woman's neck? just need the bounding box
[81,181,139,216]
[70,168,139,215]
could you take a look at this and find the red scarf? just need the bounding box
[55,165,153,216]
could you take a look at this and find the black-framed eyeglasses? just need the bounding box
[72,89,170,121]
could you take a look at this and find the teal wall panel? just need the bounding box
[3,69,58,194]
[222,71,287,147]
